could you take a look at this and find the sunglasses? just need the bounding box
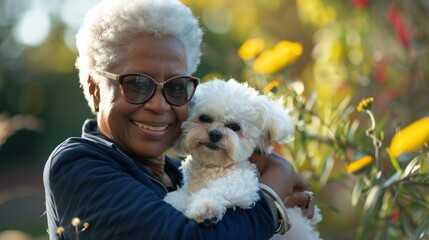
[97,70,199,106]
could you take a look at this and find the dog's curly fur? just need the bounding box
[164,78,321,239]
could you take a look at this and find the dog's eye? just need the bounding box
[227,123,241,132]
[199,115,212,123]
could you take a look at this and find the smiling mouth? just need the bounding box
[201,142,221,150]
[131,120,169,131]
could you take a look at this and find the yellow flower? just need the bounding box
[347,154,373,174]
[71,217,81,227]
[238,38,265,60]
[296,0,337,27]
[356,97,374,112]
[56,226,65,234]
[253,41,303,74]
[82,222,90,231]
[263,81,280,95]
[389,117,429,157]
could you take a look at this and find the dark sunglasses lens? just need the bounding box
[164,77,196,106]
[121,75,155,103]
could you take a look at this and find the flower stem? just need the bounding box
[366,110,381,170]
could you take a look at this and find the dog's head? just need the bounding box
[173,78,294,167]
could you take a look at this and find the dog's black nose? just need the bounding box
[208,130,223,143]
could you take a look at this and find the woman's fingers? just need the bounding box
[285,190,315,219]
[300,198,315,219]
[285,191,307,207]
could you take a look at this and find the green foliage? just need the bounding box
[241,66,429,239]
[239,42,429,240]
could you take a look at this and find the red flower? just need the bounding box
[374,62,388,83]
[351,0,369,8]
[389,208,400,222]
[387,5,409,48]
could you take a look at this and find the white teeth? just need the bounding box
[133,121,168,131]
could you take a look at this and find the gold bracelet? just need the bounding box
[259,183,291,234]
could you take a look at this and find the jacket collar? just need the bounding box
[81,119,114,148]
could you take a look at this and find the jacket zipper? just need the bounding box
[114,146,169,194]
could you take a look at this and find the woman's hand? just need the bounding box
[249,151,315,219]
[284,176,315,219]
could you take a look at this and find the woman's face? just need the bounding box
[96,34,189,159]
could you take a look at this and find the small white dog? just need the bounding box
[164,78,321,239]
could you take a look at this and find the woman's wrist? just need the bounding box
[259,183,291,235]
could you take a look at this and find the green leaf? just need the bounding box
[406,193,429,209]
[351,178,365,207]
[331,95,352,123]
[400,209,414,237]
[403,157,421,178]
[319,156,334,186]
[387,148,402,172]
[412,215,429,239]
[379,130,385,141]
[364,186,382,210]
[347,120,360,143]
[359,186,385,239]
[382,171,401,188]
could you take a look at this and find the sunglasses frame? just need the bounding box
[97,70,199,106]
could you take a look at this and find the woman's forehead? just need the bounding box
[111,34,187,75]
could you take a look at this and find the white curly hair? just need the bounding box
[75,0,203,113]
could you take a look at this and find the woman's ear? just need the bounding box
[87,75,100,112]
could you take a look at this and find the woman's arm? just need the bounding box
[249,151,315,218]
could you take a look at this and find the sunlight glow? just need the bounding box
[13,8,51,46]
[202,4,232,34]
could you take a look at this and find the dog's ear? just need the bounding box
[172,94,199,157]
[252,96,294,154]
[172,133,188,157]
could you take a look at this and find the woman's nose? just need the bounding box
[143,88,171,113]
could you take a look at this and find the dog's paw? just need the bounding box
[201,216,218,226]
[185,200,224,225]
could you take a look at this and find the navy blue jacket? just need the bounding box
[43,119,275,239]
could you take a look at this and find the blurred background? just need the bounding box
[0,0,428,239]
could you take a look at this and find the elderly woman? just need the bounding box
[43,0,314,239]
